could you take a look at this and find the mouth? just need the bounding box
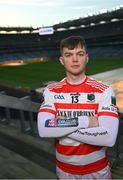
[71,65,80,68]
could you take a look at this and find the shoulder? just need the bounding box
[86,76,110,92]
[47,78,67,91]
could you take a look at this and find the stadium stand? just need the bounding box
[0,7,123,179]
[0,7,123,62]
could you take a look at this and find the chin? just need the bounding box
[70,71,83,76]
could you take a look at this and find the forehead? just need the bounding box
[63,45,86,53]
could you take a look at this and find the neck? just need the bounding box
[66,73,86,84]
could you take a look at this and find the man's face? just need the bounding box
[59,45,88,76]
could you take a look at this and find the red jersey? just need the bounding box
[39,76,118,175]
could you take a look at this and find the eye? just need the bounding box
[78,52,86,56]
[65,54,71,58]
[78,53,84,56]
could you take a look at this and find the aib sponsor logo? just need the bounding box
[54,94,65,100]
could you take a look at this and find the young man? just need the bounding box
[37,36,119,179]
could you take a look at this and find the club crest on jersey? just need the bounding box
[87,93,95,102]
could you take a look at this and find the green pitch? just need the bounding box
[0,58,123,89]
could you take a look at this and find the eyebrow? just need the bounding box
[64,50,86,55]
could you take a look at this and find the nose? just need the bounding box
[72,54,78,62]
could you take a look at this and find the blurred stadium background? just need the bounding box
[0,7,123,62]
[0,6,123,179]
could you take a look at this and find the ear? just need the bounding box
[86,54,89,63]
[59,56,64,66]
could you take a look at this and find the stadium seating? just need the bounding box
[0,8,123,62]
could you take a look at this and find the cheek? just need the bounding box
[63,60,71,67]
[80,60,87,68]
[64,63,69,69]
[80,58,87,64]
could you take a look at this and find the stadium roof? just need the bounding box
[0,7,122,33]
[53,7,123,30]
[0,26,37,33]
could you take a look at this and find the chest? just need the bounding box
[52,92,101,118]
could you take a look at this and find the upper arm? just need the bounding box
[98,86,118,119]
[38,87,56,115]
